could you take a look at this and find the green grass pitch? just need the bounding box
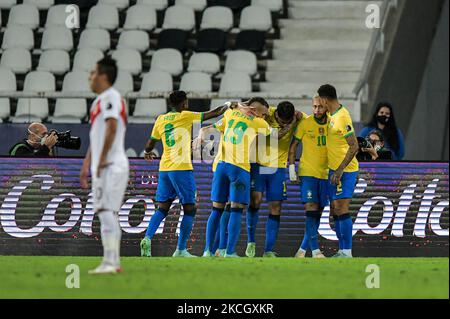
[0,256,448,299]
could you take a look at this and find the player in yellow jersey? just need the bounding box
[245,102,302,258]
[318,84,359,258]
[197,97,271,257]
[289,95,328,258]
[139,91,228,258]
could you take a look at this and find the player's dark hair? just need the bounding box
[368,102,399,152]
[247,97,269,108]
[169,90,188,111]
[276,101,295,122]
[317,84,338,100]
[97,57,117,85]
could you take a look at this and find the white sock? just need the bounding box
[342,249,352,257]
[312,249,321,256]
[99,211,120,267]
[114,213,122,267]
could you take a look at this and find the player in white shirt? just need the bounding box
[80,58,129,275]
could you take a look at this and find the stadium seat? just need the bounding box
[175,0,207,11]
[235,30,266,52]
[200,6,233,31]
[129,99,167,124]
[239,5,272,31]
[162,5,195,31]
[219,72,252,94]
[78,28,111,51]
[136,0,168,10]
[207,0,250,10]
[51,71,90,123]
[157,29,188,53]
[41,26,74,51]
[86,4,119,30]
[72,49,104,72]
[7,4,40,29]
[37,50,70,75]
[1,26,34,50]
[0,68,16,121]
[123,4,157,31]
[196,29,227,53]
[12,71,55,123]
[150,49,183,76]
[225,50,257,76]
[0,48,32,74]
[23,0,55,10]
[98,0,130,10]
[188,53,220,74]
[0,1,17,9]
[111,49,142,75]
[45,4,79,27]
[140,70,173,93]
[113,70,134,96]
[117,30,149,53]
[251,0,282,12]
[180,72,212,93]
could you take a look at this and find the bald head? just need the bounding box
[27,122,48,146]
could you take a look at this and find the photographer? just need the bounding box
[357,130,393,161]
[9,123,58,157]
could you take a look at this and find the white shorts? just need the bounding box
[92,165,129,212]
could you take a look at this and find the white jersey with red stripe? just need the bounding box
[89,87,128,175]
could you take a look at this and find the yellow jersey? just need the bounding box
[327,106,359,172]
[256,107,301,168]
[211,116,226,172]
[294,114,329,180]
[150,110,203,171]
[216,108,271,172]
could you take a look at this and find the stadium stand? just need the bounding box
[0,0,377,123]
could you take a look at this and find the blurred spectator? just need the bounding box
[357,130,393,161]
[359,102,405,160]
[9,123,57,157]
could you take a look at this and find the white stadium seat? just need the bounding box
[1,26,34,50]
[251,0,283,12]
[37,50,70,75]
[137,0,168,10]
[175,0,206,11]
[45,4,79,27]
[188,53,220,74]
[12,71,55,123]
[111,49,142,75]
[78,28,111,51]
[219,72,252,94]
[86,4,119,30]
[60,71,90,92]
[140,70,173,93]
[123,5,157,31]
[162,5,195,31]
[0,68,16,120]
[117,30,149,53]
[200,6,233,31]
[129,99,167,124]
[239,5,272,31]
[23,0,55,10]
[72,49,104,72]
[150,49,183,76]
[0,48,32,74]
[180,72,211,92]
[113,70,134,96]
[41,26,74,51]
[7,4,39,29]
[0,1,17,9]
[225,50,257,76]
[98,0,130,10]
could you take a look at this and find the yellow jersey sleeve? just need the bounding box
[294,120,305,141]
[213,118,226,133]
[182,110,204,123]
[336,113,355,138]
[150,116,162,140]
[253,117,271,136]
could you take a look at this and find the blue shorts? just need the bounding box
[250,163,287,201]
[300,176,329,208]
[328,170,358,201]
[211,161,250,205]
[156,170,196,205]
